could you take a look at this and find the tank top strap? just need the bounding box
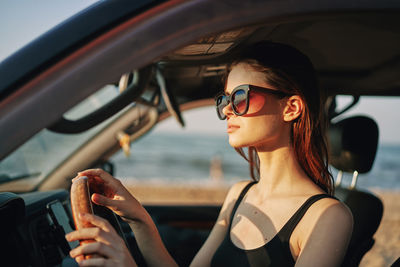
[278,194,336,242]
[229,181,258,228]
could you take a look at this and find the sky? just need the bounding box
[1,0,399,145]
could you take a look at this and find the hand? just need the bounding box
[66,213,137,267]
[74,169,147,223]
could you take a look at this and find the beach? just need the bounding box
[124,181,399,266]
[360,190,400,267]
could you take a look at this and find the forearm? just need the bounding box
[129,212,178,267]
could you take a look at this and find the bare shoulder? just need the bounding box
[228,180,252,196]
[295,197,354,266]
[296,196,353,249]
[312,197,353,225]
[302,196,353,232]
[219,180,255,221]
[226,180,254,200]
[223,180,254,207]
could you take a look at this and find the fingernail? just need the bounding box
[76,255,84,262]
[69,249,76,257]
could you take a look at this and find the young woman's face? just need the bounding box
[224,63,290,150]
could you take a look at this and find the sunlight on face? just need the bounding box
[225,63,290,150]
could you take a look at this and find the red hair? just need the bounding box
[229,42,333,195]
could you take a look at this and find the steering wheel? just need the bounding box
[70,176,145,263]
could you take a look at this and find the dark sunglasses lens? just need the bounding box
[232,89,247,114]
[216,95,227,119]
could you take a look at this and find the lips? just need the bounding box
[227,123,240,133]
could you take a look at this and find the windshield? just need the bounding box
[0,84,139,190]
[0,130,92,185]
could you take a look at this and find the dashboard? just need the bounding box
[0,189,145,267]
[0,189,218,267]
[0,190,78,267]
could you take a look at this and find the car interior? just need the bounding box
[328,114,383,267]
[0,1,399,266]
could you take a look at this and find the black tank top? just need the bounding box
[211,182,334,267]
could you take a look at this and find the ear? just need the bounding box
[282,95,303,122]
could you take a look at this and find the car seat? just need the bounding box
[328,115,383,267]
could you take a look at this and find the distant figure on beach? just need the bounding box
[67,42,353,267]
[210,153,224,183]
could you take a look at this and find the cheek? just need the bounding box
[228,116,282,148]
[247,95,266,114]
[227,96,287,148]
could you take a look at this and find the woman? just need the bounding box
[66,42,353,267]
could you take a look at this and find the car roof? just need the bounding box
[1,0,400,98]
[0,0,400,160]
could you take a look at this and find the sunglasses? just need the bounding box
[215,84,289,120]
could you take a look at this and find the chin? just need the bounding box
[228,132,280,150]
[228,135,251,148]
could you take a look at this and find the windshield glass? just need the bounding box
[0,130,91,184]
[0,84,137,190]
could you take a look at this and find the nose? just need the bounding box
[222,102,234,118]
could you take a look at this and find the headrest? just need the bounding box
[328,115,379,173]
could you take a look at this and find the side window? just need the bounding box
[110,106,250,204]
[109,96,400,203]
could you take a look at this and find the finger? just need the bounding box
[76,255,84,263]
[66,228,99,242]
[72,174,82,183]
[78,257,109,267]
[80,213,117,234]
[91,193,117,207]
[71,173,98,184]
[70,242,115,259]
[66,227,113,244]
[78,169,122,197]
[78,169,115,184]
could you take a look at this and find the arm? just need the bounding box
[190,181,251,267]
[127,212,178,267]
[295,202,353,267]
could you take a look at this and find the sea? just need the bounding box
[111,132,400,192]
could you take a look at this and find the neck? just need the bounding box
[254,144,310,197]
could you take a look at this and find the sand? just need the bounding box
[359,190,400,267]
[124,181,399,266]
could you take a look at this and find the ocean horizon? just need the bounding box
[111,132,400,192]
